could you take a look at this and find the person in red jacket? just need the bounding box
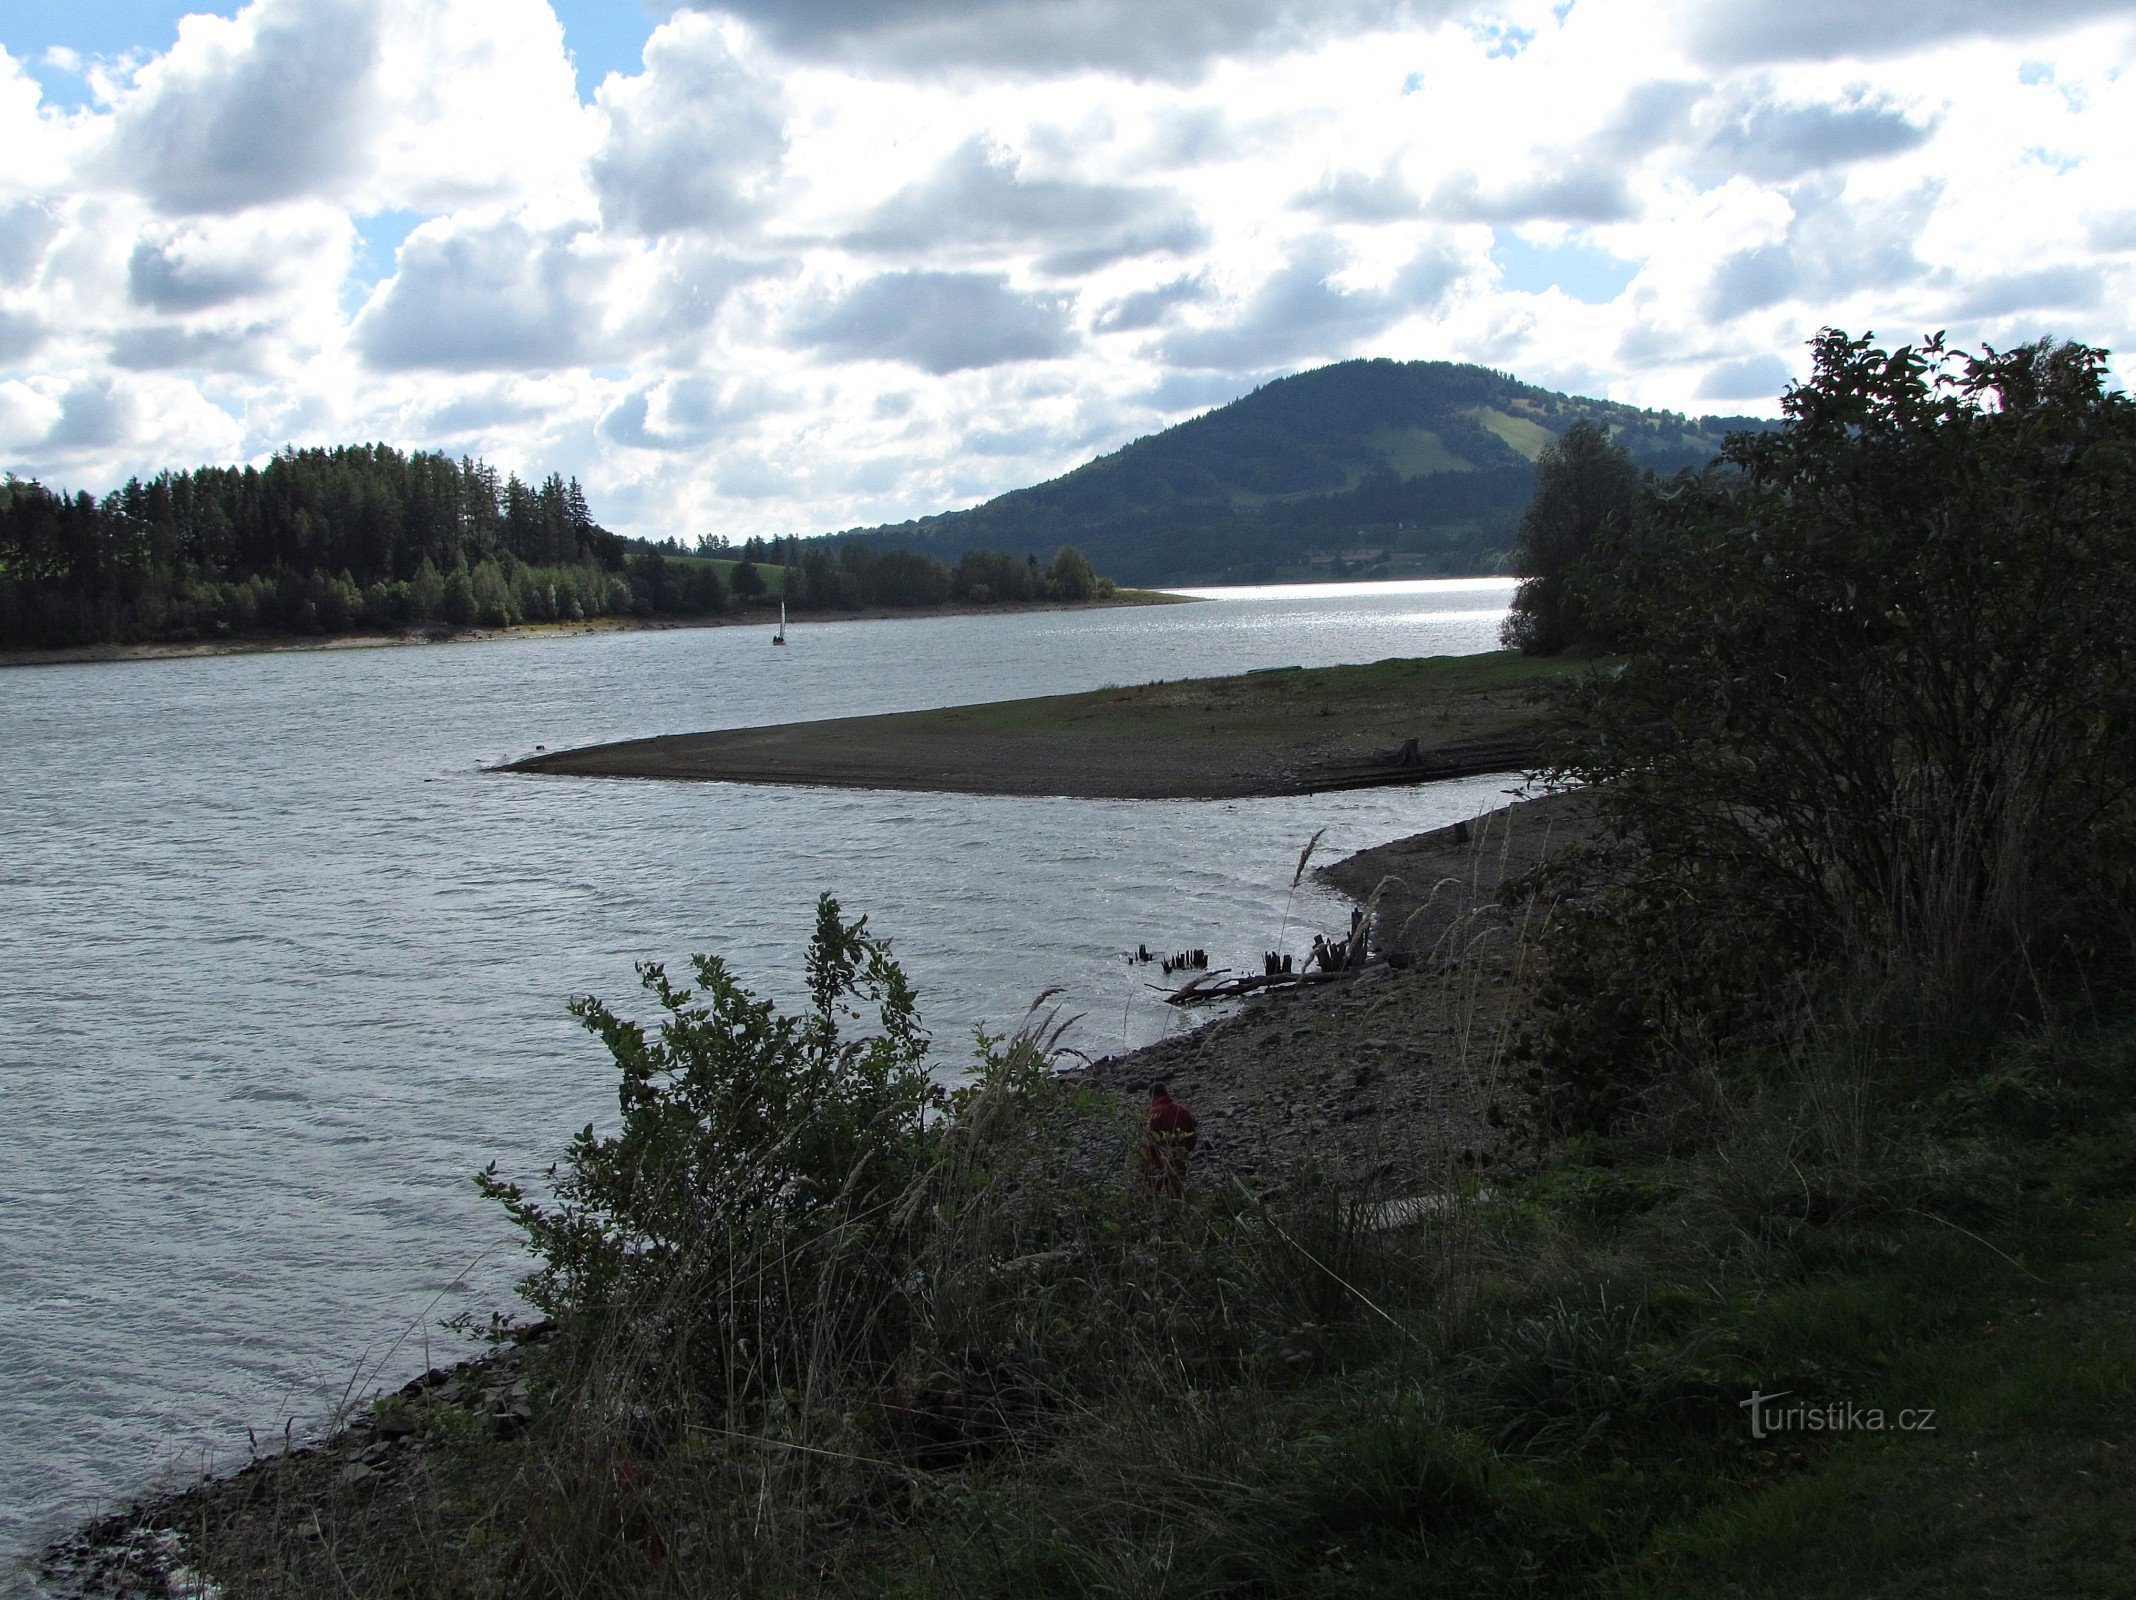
[1142,1083,1199,1199]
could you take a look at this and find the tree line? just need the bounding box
[769,539,1107,610]
[1501,332,2136,1132]
[0,445,658,648]
[0,442,1113,650]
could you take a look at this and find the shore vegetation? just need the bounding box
[58,331,2136,1596]
[0,444,1121,653]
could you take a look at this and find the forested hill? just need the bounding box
[827,358,1774,585]
[0,446,701,649]
[0,443,1121,651]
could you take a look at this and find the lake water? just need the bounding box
[0,578,1519,1581]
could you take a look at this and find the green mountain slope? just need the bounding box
[833,358,1774,586]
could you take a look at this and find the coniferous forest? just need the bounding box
[0,446,663,649]
[0,445,1114,651]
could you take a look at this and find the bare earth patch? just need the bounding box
[505,654,1574,799]
[1066,790,1598,1189]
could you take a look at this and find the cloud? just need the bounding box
[0,380,58,451]
[1947,265,2102,319]
[1785,180,1940,294]
[600,375,787,449]
[0,49,71,193]
[421,388,553,437]
[102,0,383,214]
[1615,320,1689,368]
[1094,275,1207,332]
[689,0,1459,78]
[1162,241,1464,371]
[1701,180,1942,321]
[619,241,769,352]
[108,322,270,372]
[0,307,46,363]
[1139,106,1239,167]
[353,218,616,372]
[1588,78,1935,185]
[43,379,137,449]
[1142,368,1271,413]
[1595,80,1704,158]
[790,271,1075,373]
[364,0,593,213]
[1697,354,1792,400]
[715,455,802,498]
[599,392,682,450]
[1702,245,1797,320]
[1429,164,1636,225]
[1293,164,1421,224]
[124,213,336,312]
[1692,86,1936,182]
[5,0,2130,542]
[128,239,266,312]
[844,140,1205,274]
[1680,0,2134,67]
[8,373,244,477]
[963,421,1064,457]
[2084,211,2136,251]
[0,201,62,289]
[591,16,787,237]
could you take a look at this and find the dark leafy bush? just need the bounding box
[1531,332,2136,1127]
[1500,419,1642,656]
[477,895,944,1401]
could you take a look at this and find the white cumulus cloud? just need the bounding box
[0,0,2129,543]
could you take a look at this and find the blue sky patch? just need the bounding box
[1467,18,1536,59]
[547,0,661,98]
[3,0,661,109]
[4,0,240,108]
[1492,234,1638,304]
[3,0,237,66]
[343,210,421,316]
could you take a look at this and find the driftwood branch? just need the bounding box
[1163,964,1373,1006]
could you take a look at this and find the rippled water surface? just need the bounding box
[0,580,1518,1575]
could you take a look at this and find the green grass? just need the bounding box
[663,554,788,594]
[1470,407,1560,461]
[1624,1187,2136,1597]
[168,1000,2136,1599]
[887,651,1582,746]
[1366,425,1475,477]
[1106,586,1198,606]
[157,799,2136,1599]
[852,1043,2136,1600]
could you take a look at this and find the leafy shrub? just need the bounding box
[1501,419,1641,655]
[1531,332,2136,1128]
[477,895,945,1402]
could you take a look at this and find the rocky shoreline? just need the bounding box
[1065,788,1595,1190]
[35,791,1587,1598]
[39,1328,554,1599]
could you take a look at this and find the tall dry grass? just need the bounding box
[180,824,1609,1599]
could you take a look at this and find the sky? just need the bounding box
[1,0,2131,543]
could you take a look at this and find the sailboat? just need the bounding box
[772,598,787,646]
